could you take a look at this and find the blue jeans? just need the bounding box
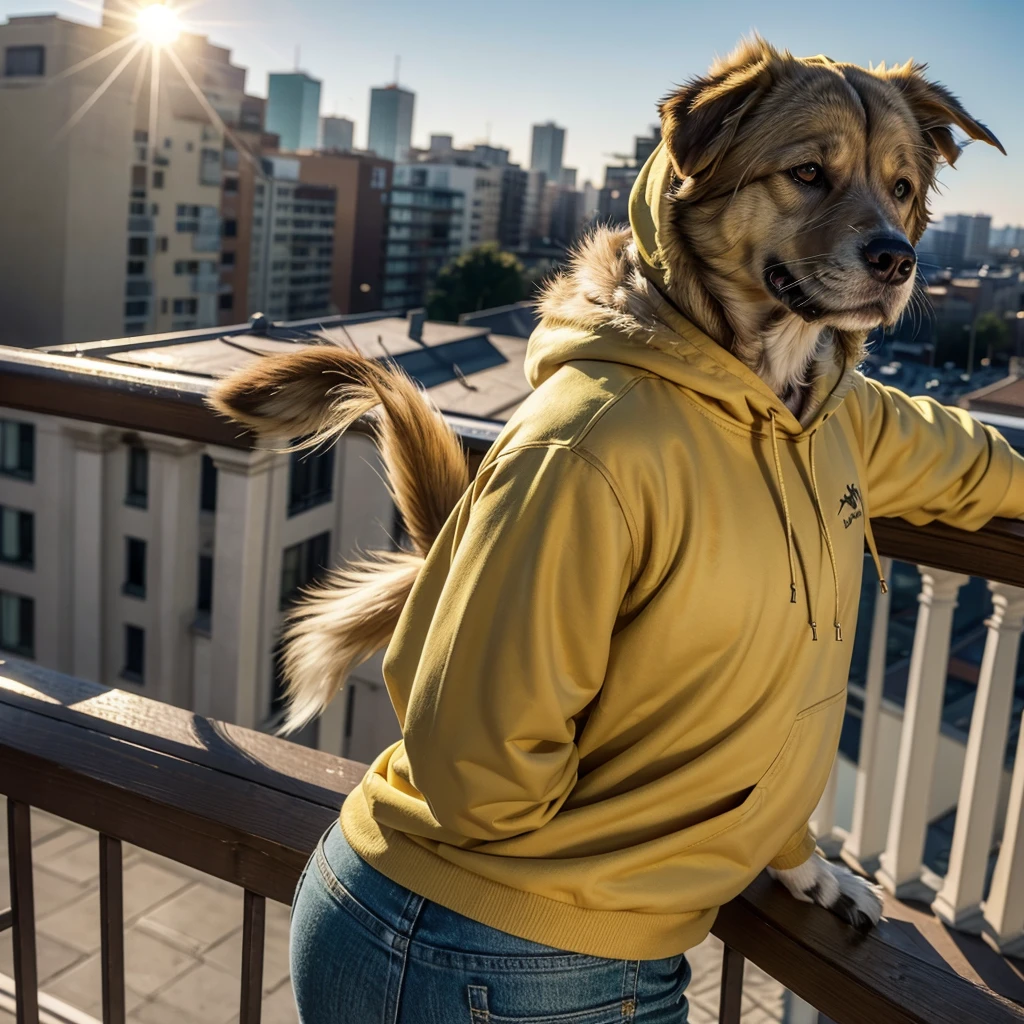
[290,820,691,1023]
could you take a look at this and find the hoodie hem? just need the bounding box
[340,785,718,961]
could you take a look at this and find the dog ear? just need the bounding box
[877,61,1005,166]
[659,36,779,181]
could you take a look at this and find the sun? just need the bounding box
[136,4,181,48]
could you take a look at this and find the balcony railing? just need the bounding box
[3,342,1024,1021]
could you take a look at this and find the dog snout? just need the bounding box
[861,236,916,285]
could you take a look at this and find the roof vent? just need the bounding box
[407,308,426,343]
[249,312,270,335]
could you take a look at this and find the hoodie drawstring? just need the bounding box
[809,433,843,642]
[768,412,798,606]
[863,517,890,595]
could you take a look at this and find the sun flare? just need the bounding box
[137,4,181,47]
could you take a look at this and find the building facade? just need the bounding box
[266,71,321,152]
[382,165,464,311]
[529,122,565,182]
[320,115,354,152]
[367,84,414,163]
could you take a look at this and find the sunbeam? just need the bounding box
[147,42,161,162]
[49,32,136,83]
[54,38,145,143]
[130,43,151,105]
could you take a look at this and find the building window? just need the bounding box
[160,298,168,314]
[280,532,330,608]
[221,251,236,267]
[127,260,146,276]
[128,237,149,257]
[218,293,233,311]
[223,219,238,238]
[287,446,335,516]
[126,445,148,508]
[4,45,45,77]
[370,166,387,190]
[0,421,34,481]
[0,507,33,568]
[199,454,217,511]
[173,298,198,315]
[0,592,33,658]
[122,625,145,683]
[153,170,165,189]
[224,176,239,193]
[123,537,146,597]
[125,300,148,317]
[158,236,168,252]
[197,554,213,614]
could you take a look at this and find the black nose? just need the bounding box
[861,236,916,284]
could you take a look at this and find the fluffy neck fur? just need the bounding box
[539,226,863,417]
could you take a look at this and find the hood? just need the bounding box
[526,141,857,439]
[526,146,888,637]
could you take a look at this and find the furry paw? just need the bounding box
[767,855,883,932]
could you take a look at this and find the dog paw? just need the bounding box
[767,855,883,932]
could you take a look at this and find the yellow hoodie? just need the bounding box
[341,146,1024,960]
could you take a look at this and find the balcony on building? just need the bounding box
[4,315,1024,1024]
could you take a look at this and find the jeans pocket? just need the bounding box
[467,981,628,1024]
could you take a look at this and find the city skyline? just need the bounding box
[3,0,1021,224]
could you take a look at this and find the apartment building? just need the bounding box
[320,115,354,152]
[0,313,530,763]
[382,165,464,312]
[0,13,253,346]
[367,84,415,163]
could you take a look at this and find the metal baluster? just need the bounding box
[718,944,745,1024]
[239,890,266,1024]
[99,835,125,1024]
[7,800,39,1024]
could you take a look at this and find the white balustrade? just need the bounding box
[842,558,893,875]
[876,567,969,901]
[933,583,1024,932]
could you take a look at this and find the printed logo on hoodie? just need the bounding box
[838,483,863,529]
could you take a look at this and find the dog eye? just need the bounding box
[791,163,823,186]
[893,178,912,201]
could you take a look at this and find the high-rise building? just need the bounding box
[530,122,565,182]
[498,166,528,250]
[295,151,393,314]
[368,84,415,162]
[942,213,992,264]
[473,144,510,168]
[266,71,321,152]
[320,115,354,153]
[0,13,249,346]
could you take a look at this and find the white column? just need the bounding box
[66,427,114,683]
[877,567,968,900]
[207,447,274,728]
[983,707,1024,954]
[148,439,202,709]
[934,582,1024,932]
[810,757,843,858]
[842,558,893,874]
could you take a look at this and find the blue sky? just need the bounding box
[5,0,1023,223]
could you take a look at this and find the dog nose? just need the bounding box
[861,236,916,284]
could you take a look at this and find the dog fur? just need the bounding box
[207,38,1001,930]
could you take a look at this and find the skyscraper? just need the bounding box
[368,85,415,162]
[266,72,321,151]
[320,116,354,152]
[530,122,565,182]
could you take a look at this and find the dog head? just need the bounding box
[655,37,1004,391]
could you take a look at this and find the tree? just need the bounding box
[426,244,526,323]
[975,311,1012,363]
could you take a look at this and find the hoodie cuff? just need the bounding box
[992,431,1024,521]
[768,824,817,871]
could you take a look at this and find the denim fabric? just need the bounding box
[290,820,691,1023]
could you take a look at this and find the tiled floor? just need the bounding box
[0,799,789,1022]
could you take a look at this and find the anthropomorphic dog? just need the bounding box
[210,39,1018,953]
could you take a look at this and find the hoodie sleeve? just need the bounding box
[768,823,817,871]
[849,376,1024,527]
[401,443,636,842]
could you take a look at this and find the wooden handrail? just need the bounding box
[2,659,1022,1023]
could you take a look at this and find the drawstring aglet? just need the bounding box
[811,622,818,641]
[790,583,797,604]
[879,579,889,595]
[835,622,843,642]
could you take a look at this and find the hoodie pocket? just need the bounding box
[678,688,847,857]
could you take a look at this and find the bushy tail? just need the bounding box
[207,344,470,733]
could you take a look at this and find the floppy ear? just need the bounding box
[878,61,1005,166]
[659,36,780,181]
